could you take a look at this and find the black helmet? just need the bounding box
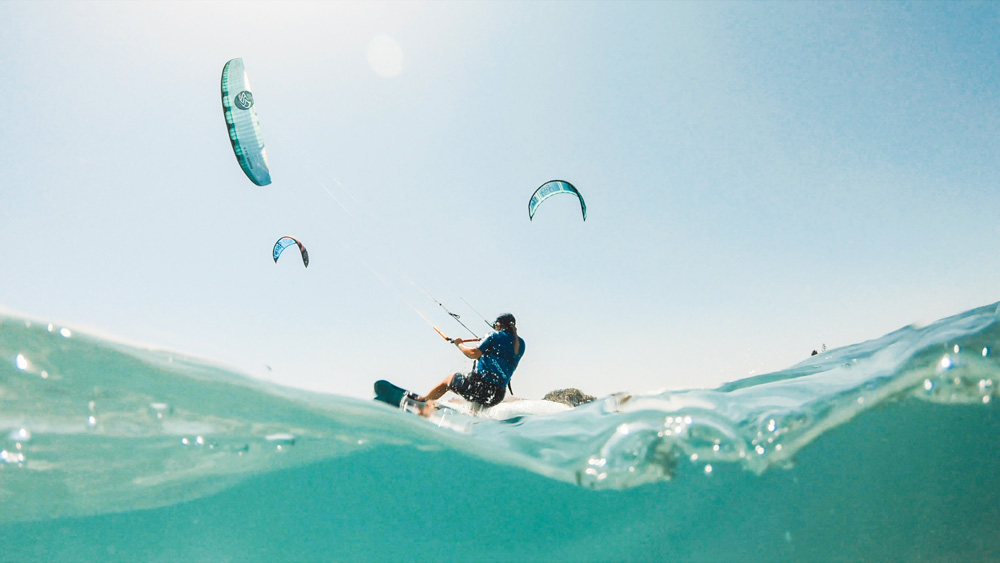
[495,313,516,330]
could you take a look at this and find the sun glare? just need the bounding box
[367,34,403,78]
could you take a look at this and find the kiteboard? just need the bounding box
[374,380,422,409]
[373,380,472,431]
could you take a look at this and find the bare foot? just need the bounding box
[418,400,438,417]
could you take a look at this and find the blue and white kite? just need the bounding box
[528,180,587,221]
[222,58,271,186]
[273,236,309,267]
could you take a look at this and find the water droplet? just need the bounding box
[150,402,170,420]
[954,345,960,354]
[0,450,26,465]
[60,328,72,338]
[265,433,296,446]
[767,419,777,432]
[704,464,713,474]
[15,355,27,371]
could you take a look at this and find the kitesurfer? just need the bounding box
[417,313,525,411]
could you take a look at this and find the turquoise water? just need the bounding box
[1,304,998,561]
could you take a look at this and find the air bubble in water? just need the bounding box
[0,450,26,465]
[266,433,295,450]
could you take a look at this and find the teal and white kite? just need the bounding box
[273,236,309,267]
[221,58,271,186]
[528,180,586,221]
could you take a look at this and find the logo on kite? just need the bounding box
[221,58,271,186]
[234,91,254,110]
[273,236,309,268]
[528,180,587,221]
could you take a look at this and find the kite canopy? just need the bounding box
[273,236,309,267]
[221,58,271,186]
[528,180,587,221]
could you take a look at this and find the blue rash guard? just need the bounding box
[475,330,525,387]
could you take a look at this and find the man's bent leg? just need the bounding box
[418,373,455,403]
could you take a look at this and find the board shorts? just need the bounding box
[449,371,505,408]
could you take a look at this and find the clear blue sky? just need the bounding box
[2,1,998,400]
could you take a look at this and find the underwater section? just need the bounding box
[1,303,998,527]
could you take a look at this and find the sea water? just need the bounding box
[0,304,998,562]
